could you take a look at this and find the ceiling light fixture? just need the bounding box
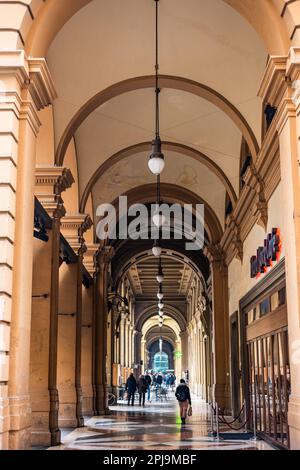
[157,285,164,300]
[148,0,165,177]
[152,239,162,257]
[156,258,164,283]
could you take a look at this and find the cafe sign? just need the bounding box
[250,228,281,278]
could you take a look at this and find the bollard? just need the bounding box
[216,402,220,441]
[210,402,214,436]
[251,393,258,441]
[243,399,248,433]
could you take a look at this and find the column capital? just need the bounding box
[27,58,57,110]
[96,246,115,270]
[258,54,287,107]
[61,214,93,254]
[35,166,74,219]
[241,163,268,231]
[204,243,225,265]
[83,244,98,276]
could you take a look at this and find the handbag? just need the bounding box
[188,406,193,417]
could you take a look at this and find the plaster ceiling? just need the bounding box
[76,88,241,203]
[127,255,193,298]
[47,0,267,147]
[91,148,226,227]
[45,0,267,234]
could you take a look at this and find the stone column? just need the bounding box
[134,330,142,377]
[31,167,73,446]
[275,50,300,449]
[94,246,114,415]
[82,244,98,416]
[179,330,188,378]
[205,244,230,412]
[119,312,126,368]
[258,49,300,448]
[0,53,57,449]
[60,215,92,427]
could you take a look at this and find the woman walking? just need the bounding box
[175,379,192,425]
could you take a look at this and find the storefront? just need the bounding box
[238,258,290,448]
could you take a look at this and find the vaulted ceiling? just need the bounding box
[47,0,267,230]
[127,255,193,298]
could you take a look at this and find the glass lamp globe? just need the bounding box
[148,137,165,176]
[148,156,165,176]
[158,302,164,310]
[152,243,162,257]
[156,273,164,283]
[157,292,164,300]
[153,212,166,228]
[158,310,164,317]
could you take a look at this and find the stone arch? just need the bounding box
[136,305,187,333]
[80,141,238,213]
[113,249,208,296]
[24,0,291,57]
[55,75,259,167]
[110,182,223,243]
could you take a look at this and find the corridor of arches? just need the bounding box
[1,0,300,452]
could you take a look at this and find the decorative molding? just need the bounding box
[35,166,74,218]
[61,213,93,254]
[28,58,57,110]
[258,55,287,107]
[84,243,99,276]
[0,52,57,112]
[0,50,29,87]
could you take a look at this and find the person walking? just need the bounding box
[144,371,152,402]
[126,373,137,406]
[175,379,192,425]
[138,374,148,407]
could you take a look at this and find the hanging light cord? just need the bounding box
[155,1,161,206]
[155,0,160,139]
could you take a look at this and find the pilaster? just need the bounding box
[0,49,57,449]
[32,166,73,446]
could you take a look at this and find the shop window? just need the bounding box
[278,287,286,306]
[271,292,279,312]
[260,298,270,317]
[239,138,252,191]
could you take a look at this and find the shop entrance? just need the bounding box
[240,259,290,448]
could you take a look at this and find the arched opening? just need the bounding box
[2,0,300,452]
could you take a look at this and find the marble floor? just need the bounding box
[48,397,275,451]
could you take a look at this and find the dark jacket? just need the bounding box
[156,375,163,385]
[144,374,152,387]
[126,375,137,393]
[175,384,191,405]
[138,377,148,394]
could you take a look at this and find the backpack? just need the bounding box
[176,386,188,402]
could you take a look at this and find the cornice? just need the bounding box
[83,243,99,275]
[0,52,57,111]
[0,50,29,87]
[258,55,287,107]
[61,214,93,254]
[28,58,57,110]
[35,166,74,194]
[35,166,74,219]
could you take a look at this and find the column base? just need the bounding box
[0,395,10,450]
[288,395,300,449]
[8,395,31,450]
[214,383,231,415]
[58,403,77,428]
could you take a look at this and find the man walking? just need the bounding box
[126,373,137,406]
[144,371,152,402]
